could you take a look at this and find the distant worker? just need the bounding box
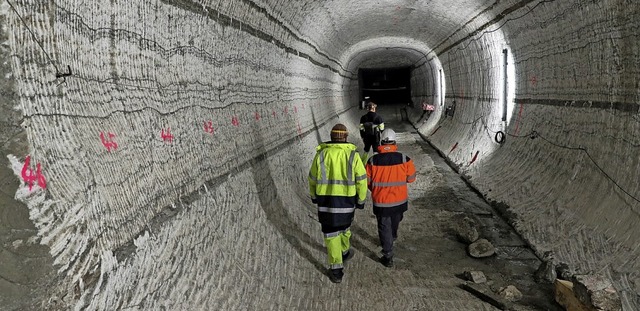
[365,129,416,268]
[359,102,384,158]
[308,123,367,283]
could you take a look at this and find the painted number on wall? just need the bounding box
[99,132,118,152]
[204,120,214,134]
[21,155,46,191]
[161,128,174,143]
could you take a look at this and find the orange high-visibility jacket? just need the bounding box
[365,144,416,215]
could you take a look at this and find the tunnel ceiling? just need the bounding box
[258,0,502,64]
[350,47,425,69]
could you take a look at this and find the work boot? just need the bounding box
[379,256,393,268]
[342,250,354,262]
[328,268,343,283]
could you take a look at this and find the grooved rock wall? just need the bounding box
[2,0,639,309]
[2,0,355,308]
[411,1,640,309]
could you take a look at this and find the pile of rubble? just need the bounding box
[452,214,621,311]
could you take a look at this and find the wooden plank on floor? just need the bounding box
[554,279,595,311]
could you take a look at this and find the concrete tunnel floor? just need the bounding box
[2,106,564,310]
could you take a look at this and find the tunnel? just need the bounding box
[1,0,639,310]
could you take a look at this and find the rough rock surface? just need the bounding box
[452,215,480,244]
[573,274,622,311]
[498,285,523,302]
[464,270,487,284]
[468,238,496,258]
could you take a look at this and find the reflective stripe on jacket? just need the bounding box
[309,142,368,227]
[366,144,416,216]
[359,112,384,138]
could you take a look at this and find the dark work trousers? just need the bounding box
[363,136,380,153]
[376,213,404,258]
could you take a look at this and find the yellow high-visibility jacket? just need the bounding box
[308,142,367,227]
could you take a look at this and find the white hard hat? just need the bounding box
[381,129,396,143]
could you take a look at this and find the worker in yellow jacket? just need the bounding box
[309,124,368,283]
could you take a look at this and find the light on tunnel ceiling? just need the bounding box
[501,48,516,126]
[439,69,445,107]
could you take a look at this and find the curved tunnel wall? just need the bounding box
[1,0,639,309]
[2,1,357,308]
[409,1,640,308]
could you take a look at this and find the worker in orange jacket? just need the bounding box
[365,129,416,267]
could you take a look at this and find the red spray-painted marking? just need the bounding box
[255,112,261,121]
[513,103,524,136]
[99,132,118,152]
[231,116,240,127]
[21,155,46,191]
[272,110,277,118]
[204,120,214,134]
[469,151,480,165]
[161,128,174,143]
[450,142,459,153]
[431,125,442,136]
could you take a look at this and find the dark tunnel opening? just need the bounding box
[358,67,412,106]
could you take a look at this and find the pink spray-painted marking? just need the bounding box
[161,128,174,143]
[283,106,289,115]
[21,155,46,191]
[99,132,118,152]
[431,125,442,136]
[255,112,261,121]
[469,151,480,165]
[204,120,214,134]
[530,75,538,87]
[231,116,240,127]
[449,142,459,153]
[272,110,277,118]
[294,106,298,114]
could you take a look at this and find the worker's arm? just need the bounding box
[308,153,320,203]
[405,156,416,183]
[353,154,368,207]
[365,160,373,191]
[376,115,385,132]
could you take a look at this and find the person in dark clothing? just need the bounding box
[365,129,416,268]
[359,102,385,160]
